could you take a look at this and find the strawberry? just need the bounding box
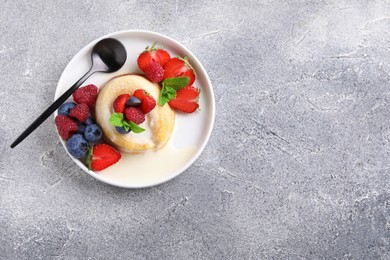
[168,86,199,113]
[133,89,156,114]
[69,103,89,122]
[73,84,99,108]
[55,115,78,140]
[137,43,171,72]
[163,57,196,87]
[113,94,130,113]
[90,144,121,171]
[124,107,145,124]
[144,61,164,82]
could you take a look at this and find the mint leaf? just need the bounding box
[122,120,131,132]
[158,85,176,106]
[128,121,145,133]
[162,77,190,91]
[109,113,124,127]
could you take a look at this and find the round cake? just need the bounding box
[95,74,175,153]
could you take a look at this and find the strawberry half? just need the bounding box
[163,57,196,87]
[89,144,121,171]
[168,86,199,113]
[113,94,130,113]
[137,43,171,72]
[133,89,156,114]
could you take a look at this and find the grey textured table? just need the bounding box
[1,1,390,259]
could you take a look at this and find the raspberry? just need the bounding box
[124,107,145,124]
[55,115,78,140]
[144,61,164,82]
[73,84,98,108]
[69,103,89,122]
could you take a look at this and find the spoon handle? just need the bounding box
[10,69,95,148]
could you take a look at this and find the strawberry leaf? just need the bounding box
[86,145,93,171]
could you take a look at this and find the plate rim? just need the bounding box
[54,29,215,188]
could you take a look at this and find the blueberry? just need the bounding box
[58,102,76,116]
[115,126,131,134]
[126,96,141,107]
[66,134,89,158]
[84,124,102,142]
[85,117,95,125]
[76,120,86,135]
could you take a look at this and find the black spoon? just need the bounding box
[10,38,127,148]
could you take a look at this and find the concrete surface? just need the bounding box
[1,0,390,259]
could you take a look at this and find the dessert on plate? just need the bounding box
[95,74,175,153]
[55,42,200,172]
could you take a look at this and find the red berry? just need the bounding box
[113,94,130,113]
[137,43,171,72]
[73,84,99,108]
[133,89,156,114]
[140,94,156,114]
[163,57,196,87]
[55,115,78,140]
[90,144,121,171]
[168,86,199,113]
[69,103,89,122]
[124,107,145,124]
[144,61,164,82]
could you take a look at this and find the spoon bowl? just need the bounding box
[92,38,127,72]
[10,38,127,148]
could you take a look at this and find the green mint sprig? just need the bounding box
[158,77,190,106]
[109,113,145,133]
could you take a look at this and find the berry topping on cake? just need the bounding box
[73,84,99,108]
[133,89,156,114]
[55,115,78,140]
[69,103,89,122]
[124,107,145,125]
[126,96,142,107]
[113,94,130,113]
[88,144,121,171]
[115,126,131,134]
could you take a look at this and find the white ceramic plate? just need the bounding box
[54,30,215,188]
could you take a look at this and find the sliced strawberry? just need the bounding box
[90,144,121,171]
[137,43,171,72]
[168,86,199,113]
[163,57,196,87]
[113,94,130,113]
[133,89,156,114]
